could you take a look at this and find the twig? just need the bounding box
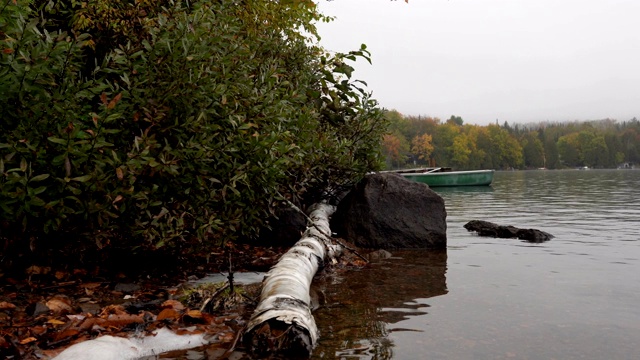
[199,283,230,313]
[275,191,368,263]
[219,325,246,360]
[227,252,234,294]
[240,292,257,305]
[330,237,369,264]
[41,281,78,290]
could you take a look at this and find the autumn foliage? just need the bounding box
[383,111,640,170]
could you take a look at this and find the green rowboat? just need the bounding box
[396,168,495,187]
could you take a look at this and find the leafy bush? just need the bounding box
[0,0,387,262]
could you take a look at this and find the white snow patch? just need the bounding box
[53,327,208,360]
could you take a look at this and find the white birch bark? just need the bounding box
[243,203,340,356]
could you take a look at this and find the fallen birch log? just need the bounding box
[243,203,339,357]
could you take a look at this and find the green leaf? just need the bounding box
[31,186,48,195]
[48,137,67,145]
[67,186,82,195]
[70,174,92,182]
[30,174,50,182]
[30,197,46,207]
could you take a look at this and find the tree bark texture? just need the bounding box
[243,203,339,357]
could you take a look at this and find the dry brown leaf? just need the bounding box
[219,332,235,343]
[161,299,185,311]
[107,93,122,110]
[30,325,47,336]
[46,296,73,314]
[157,308,180,321]
[116,167,124,180]
[78,317,99,331]
[0,301,16,310]
[26,265,51,275]
[100,304,127,316]
[83,282,102,289]
[186,309,203,318]
[19,337,37,345]
[183,309,208,324]
[47,319,66,325]
[104,313,143,327]
[54,329,80,342]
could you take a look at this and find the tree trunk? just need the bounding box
[243,203,339,357]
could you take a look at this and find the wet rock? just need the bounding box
[114,283,141,293]
[28,302,50,316]
[79,302,101,315]
[464,220,554,243]
[365,249,393,261]
[331,173,447,249]
[256,207,306,247]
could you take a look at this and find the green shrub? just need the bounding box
[0,0,387,262]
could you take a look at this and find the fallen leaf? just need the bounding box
[186,309,203,319]
[78,317,99,331]
[54,329,80,342]
[26,265,50,275]
[104,313,143,327]
[161,299,185,311]
[219,332,235,343]
[157,308,180,321]
[47,319,66,325]
[82,282,102,289]
[19,337,37,345]
[100,304,127,316]
[30,325,47,336]
[66,314,86,321]
[183,309,207,324]
[46,296,73,314]
[0,301,16,310]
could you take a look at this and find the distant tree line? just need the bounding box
[383,111,640,170]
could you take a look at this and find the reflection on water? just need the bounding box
[312,251,447,359]
[310,169,640,360]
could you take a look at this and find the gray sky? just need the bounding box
[315,0,640,125]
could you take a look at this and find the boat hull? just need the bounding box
[400,169,495,187]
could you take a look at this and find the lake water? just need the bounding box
[311,169,640,360]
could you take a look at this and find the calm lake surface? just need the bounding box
[311,169,640,360]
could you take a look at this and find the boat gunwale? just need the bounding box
[397,169,495,176]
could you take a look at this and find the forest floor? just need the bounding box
[0,242,365,359]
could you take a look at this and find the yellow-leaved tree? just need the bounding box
[411,133,435,163]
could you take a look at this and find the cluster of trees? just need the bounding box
[0,0,388,265]
[383,111,640,170]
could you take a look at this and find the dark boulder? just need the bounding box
[331,173,447,249]
[464,220,553,243]
[257,207,306,247]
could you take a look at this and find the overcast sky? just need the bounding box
[315,0,640,125]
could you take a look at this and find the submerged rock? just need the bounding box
[331,173,447,249]
[464,220,554,243]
